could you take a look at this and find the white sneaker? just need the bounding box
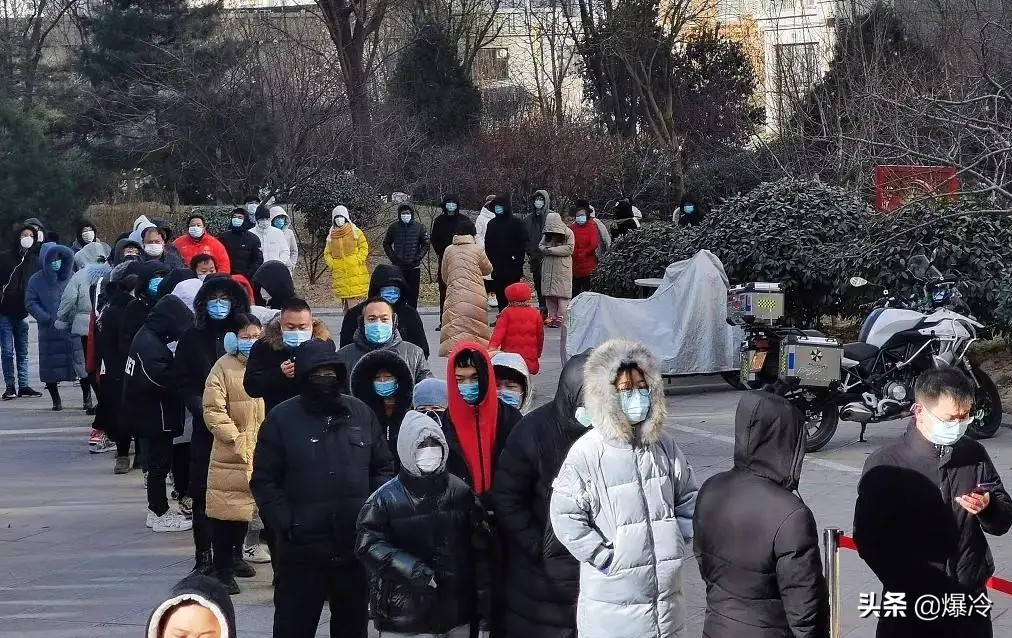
[243,543,272,564]
[90,434,116,454]
[146,510,158,528]
[151,511,193,533]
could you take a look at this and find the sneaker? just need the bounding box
[178,496,193,519]
[151,511,193,533]
[18,386,42,398]
[88,429,103,447]
[243,543,272,564]
[2,387,15,401]
[90,435,115,454]
[114,456,131,474]
[145,510,158,528]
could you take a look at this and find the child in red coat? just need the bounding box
[488,282,544,375]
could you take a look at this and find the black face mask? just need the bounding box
[302,374,343,412]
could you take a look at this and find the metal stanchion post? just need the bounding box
[823,527,843,638]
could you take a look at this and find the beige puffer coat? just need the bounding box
[539,212,574,298]
[202,353,266,522]
[439,235,493,356]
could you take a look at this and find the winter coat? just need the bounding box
[569,220,600,279]
[349,348,415,471]
[251,223,290,266]
[490,351,593,638]
[218,228,263,281]
[431,196,477,266]
[70,220,99,254]
[121,295,193,438]
[488,282,544,375]
[522,190,552,262]
[119,262,172,355]
[0,225,42,319]
[173,233,232,275]
[484,198,528,283]
[250,342,395,562]
[324,221,370,300]
[693,391,828,638]
[340,264,429,357]
[56,242,111,336]
[96,283,134,437]
[203,352,266,522]
[110,238,142,266]
[550,340,699,638]
[439,235,493,357]
[383,206,431,269]
[243,316,334,413]
[25,244,83,383]
[491,351,535,415]
[336,324,431,395]
[592,217,612,261]
[252,260,296,309]
[853,423,1012,638]
[269,207,299,272]
[539,213,574,299]
[356,411,491,634]
[145,574,238,638]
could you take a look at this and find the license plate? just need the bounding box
[751,351,767,372]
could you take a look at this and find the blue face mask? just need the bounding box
[282,329,312,349]
[459,381,480,404]
[575,214,588,225]
[494,205,505,216]
[683,204,695,214]
[445,202,458,213]
[379,286,401,304]
[207,299,232,320]
[148,277,163,296]
[499,389,522,409]
[364,321,393,344]
[273,217,286,230]
[50,260,62,272]
[373,378,398,397]
[237,338,256,357]
[231,217,244,228]
[619,388,651,424]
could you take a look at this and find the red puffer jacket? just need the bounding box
[488,282,544,375]
[570,220,599,278]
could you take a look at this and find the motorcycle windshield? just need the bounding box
[859,307,884,343]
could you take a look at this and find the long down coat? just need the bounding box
[25,243,84,383]
[203,352,266,522]
[538,213,574,299]
[439,235,493,357]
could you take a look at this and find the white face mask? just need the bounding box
[257,220,269,231]
[81,230,95,243]
[415,447,443,474]
[19,236,34,249]
[334,217,347,228]
[921,404,973,446]
[144,243,164,257]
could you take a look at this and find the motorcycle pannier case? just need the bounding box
[779,335,843,388]
[727,282,785,326]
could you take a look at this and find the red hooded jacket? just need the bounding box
[488,282,544,374]
[231,274,255,306]
[570,219,600,278]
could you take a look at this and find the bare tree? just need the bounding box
[0,0,82,104]
[515,0,580,124]
[409,0,502,74]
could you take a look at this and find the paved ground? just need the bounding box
[1,311,1010,637]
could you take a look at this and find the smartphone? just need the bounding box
[973,481,1000,494]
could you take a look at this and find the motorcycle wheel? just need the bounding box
[966,366,1002,440]
[805,405,839,453]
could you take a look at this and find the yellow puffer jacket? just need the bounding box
[324,223,370,300]
[202,354,266,522]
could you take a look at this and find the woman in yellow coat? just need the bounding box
[323,205,370,309]
[202,313,265,595]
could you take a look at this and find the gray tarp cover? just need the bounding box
[565,250,741,375]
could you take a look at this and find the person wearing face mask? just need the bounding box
[138,224,185,268]
[324,205,371,310]
[350,349,415,472]
[0,225,45,400]
[568,199,599,297]
[550,339,699,638]
[251,339,394,638]
[218,208,263,281]
[693,387,828,638]
[854,367,1012,638]
[202,314,265,595]
[523,190,553,318]
[190,254,218,279]
[173,214,231,275]
[674,194,706,227]
[339,264,429,358]
[252,207,290,267]
[336,298,431,394]
[356,410,492,638]
[269,206,299,273]
[430,194,477,327]
[490,351,534,415]
[382,204,431,309]
[483,195,529,318]
[71,219,100,254]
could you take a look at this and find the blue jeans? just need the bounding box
[0,315,29,390]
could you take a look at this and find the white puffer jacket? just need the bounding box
[550,339,699,638]
[252,216,291,266]
[269,206,299,272]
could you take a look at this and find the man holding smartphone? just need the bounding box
[854,367,1012,637]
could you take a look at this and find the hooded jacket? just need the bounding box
[156,267,196,300]
[488,282,544,375]
[119,261,172,355]
[26,243,83,383]
[693,391,828,638]
[439,235,493,357]
[251,212,291,266]
[490,350,592,638]
[170,279,202,314]
[56,242,111,336]
[96,263,141,437]
[335,321,431,394]
[384,204,431,269]
[539,213,574,298]
[350,348,416,470]
[444,342,522,496]
[324,206,371,299]
[252,260,296,309]
[0,224,42,319]
[612,201,640,240]
[218,223,263,281]
[523,190,552,260]
[340,264,429,357]
[431,194,477,265]
[111,238,142,265]
[71,219,99,253]
[356,410,491,634]
[550,339,699,638]
[269,206,299,272]
[484,196,528,283]
[145,574,237,638]
[569,217,600,279]
[491,351,534,414]
[122,295,193,438]
[250,340,395,562]
[173,228,231,275]
[243,315,334,413]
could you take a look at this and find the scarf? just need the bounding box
[328,223,357,259]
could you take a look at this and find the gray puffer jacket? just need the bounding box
[550,339,699,638]
[336,323,433,394]
[56,242,111,336]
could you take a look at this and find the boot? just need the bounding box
[188,550,214,578]
[232,545,256,578]
[216,568,240,595]
[51,398,63,411]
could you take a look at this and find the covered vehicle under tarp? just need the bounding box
[564,250,741,375]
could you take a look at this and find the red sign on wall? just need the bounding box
[873,165,959,212]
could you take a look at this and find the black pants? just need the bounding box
[211,519,247,577]
[437,259,447,320]
[530,259,546,311]
[572,276,592,297]
[491,276,521,315]
[273,553,368,638]
[399,265,421,308]
[172,443,191,500]
[190,455,212,553]
[145,434,175,516]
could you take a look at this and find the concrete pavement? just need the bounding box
[1,313,1010,636]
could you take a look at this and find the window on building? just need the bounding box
[474,47,510,84]
[773,42,820,126]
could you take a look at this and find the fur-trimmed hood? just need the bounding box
[583,339,667,447]
[349,348,415,421]
[260,315,332,352]
[37,243,74,284]
[192,274,251,329]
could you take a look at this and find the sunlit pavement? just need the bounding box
[0,312,1009,636]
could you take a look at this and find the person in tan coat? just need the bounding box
[202,313,266,595]
[439,234,493,357]
[539,212,574,328]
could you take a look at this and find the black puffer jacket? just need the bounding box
[155,267,196,298]
[252,260,295,309]
[121,295,193,438]
[349,348,415,471]
[484,196,528,283]
[119,261,171,354]
[218,227,264,280]
[431,195,477,264]
[854,423,1012,638]
[243,316,334,413]
[0,225,42,319]
[95,280,136,437]
[693,391,827,638]
[340,264,429,357]
[251,340,395,562]
[356,411,490,634]
[490,350,590,638]
[383,205,431,268]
